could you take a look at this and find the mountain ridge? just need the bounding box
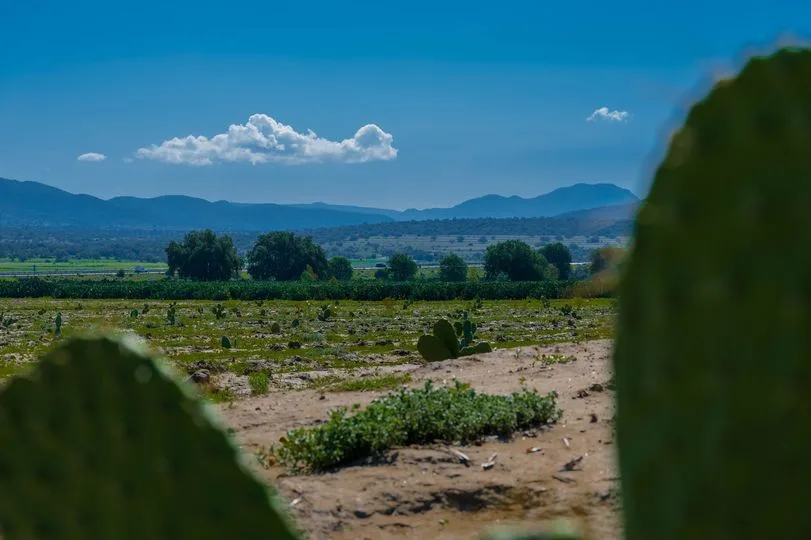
[0,177,639,230]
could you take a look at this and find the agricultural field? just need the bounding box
[0,297,614,393]
[322,234,630,263]
[0,257,167,274]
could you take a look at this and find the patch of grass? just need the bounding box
[274,380,561,472]
[318,373,412,393]
[248,372,270,395]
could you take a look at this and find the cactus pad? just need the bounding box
[0,336,298,540]
[614,46,811,539]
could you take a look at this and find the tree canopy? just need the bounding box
[439,253,468,282]
[328,256,353,281]
[165,230,241,281]
[389,253,418,281]
[540,242,573,280]
[246,232,328,281]
[484,240,548,281]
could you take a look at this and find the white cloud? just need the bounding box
[77,152,107,162]
[587,107,630,122]
[134,114,398,166]
[122,157,134,163]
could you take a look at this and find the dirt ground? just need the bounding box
[215,339,620,540]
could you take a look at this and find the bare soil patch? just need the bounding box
[216,339,620,539]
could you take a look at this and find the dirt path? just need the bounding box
[215,339,620,539]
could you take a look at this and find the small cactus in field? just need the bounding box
[270,321,281,333]
[221,336,232,349]
[54,312,62,337]
[166,302,177,326]
[417,318,492,362]
[316,304,333,322]
[130,308,139,318]
[212,303,227,319]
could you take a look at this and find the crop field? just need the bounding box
[0,297,615,396]
[0,258,167,274]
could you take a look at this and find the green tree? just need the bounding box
[589,246,625,275]
[328,256,353,281]
[246,232,328,281]
[165,230,241,281]
[438,253,468,282]
[540,242,573,280]
[484,240,548,281]
[388,253,418,281]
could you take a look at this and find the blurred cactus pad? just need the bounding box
[614,46,811,539]
[0,336,298,540]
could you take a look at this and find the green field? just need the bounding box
[0,258,167,274]
[0,297,615,397]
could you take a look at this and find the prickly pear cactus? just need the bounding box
[417,319,459,361]
[0,336,299,540]
[614,46,811,539]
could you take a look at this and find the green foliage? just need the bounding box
[275,380,561,472]
[539,243,572,280]
[248,371,270,395]
[417,317,492,361]
[373,268,389,280]
[54,312,62,337]
[0,312,18,328]
[316,304,333,322]
[212,303,227,319]
[129,308,139,318]
[270,321,281,333]
[246,231,328,281]
[166,229,242,281]
[0,277,579,301]
[221,335,231,349]
[588,245,624,275]
[439,253,469,282]
[484,240,549,281]
[388,252,418,281]
[327,256,353,281]
[613,47,811,540]
[0,336,298,539]
[299,265,317,282]
[166,302,177,326]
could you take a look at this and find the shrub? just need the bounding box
[275,380,561,471]
[438,253,468,282]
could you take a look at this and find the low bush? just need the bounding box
[275,380,561,472]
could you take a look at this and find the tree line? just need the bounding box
[166,229,580,283]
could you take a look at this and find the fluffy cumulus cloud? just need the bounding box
[586,107,630,122]
[76,152,107,162]
[134,114,398,166]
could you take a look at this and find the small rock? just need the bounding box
[189,370,210,383]
[590,413,598,423]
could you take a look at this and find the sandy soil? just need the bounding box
[215,339,620,540]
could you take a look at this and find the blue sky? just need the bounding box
[1,0,809,209]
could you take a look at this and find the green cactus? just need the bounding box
[270,321,281,333]
[54,311,62,337]
[221,335,231,349]
[613,46,811,540]
[418,318,491,361]
[0,336,299,539]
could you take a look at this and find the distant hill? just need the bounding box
[0,178,394,230]
[392,183,639,220]
[556,201,639,222]
[0,177,639,232]
[286,183,640,221]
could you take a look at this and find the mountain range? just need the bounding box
[0,177,639,231]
